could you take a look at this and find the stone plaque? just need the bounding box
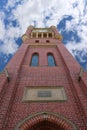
[38,91,52,97]
[23,87,67,102]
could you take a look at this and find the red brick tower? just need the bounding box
[0,26,87,130]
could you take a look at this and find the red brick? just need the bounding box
[0,26,87,130]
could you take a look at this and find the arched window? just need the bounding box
[47,53,56,66]
[30,53,39,66]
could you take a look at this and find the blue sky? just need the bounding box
[0,0,87,72]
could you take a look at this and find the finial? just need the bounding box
[22,34,29,42]
[57,34,63,40]
[78,68,83,81]
[4,68,10,82]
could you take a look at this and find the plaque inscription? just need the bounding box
[38,91,52,97]
[23,87,67,102]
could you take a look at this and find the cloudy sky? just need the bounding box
[0,0,87,72]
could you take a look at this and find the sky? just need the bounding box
[0,0,87,72]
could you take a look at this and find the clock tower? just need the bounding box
[0,25,87,130]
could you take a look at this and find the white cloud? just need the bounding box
[5,0,21,9]
[6,26,21,39]
[0,21,20,55]
[0,20,5,40]
[65,12,87,63]
[0,22,20,55]
[9,0,86,31]
[0,12,5,40]
[66,41,87,55]
[0,39,18,55]
[65,40,87,66]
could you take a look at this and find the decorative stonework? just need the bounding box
[14,111,77,130]
[32,28,52,32]
[22,34,29,41]
[23,86,67,102]
[56,34,63,40]
[29,45,57,48]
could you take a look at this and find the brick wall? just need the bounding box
[0,26,87,130]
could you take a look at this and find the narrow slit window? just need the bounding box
[47,53,56,66]
[46,40,50,43]
[35,40,39,43]
[30,53,39,66]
